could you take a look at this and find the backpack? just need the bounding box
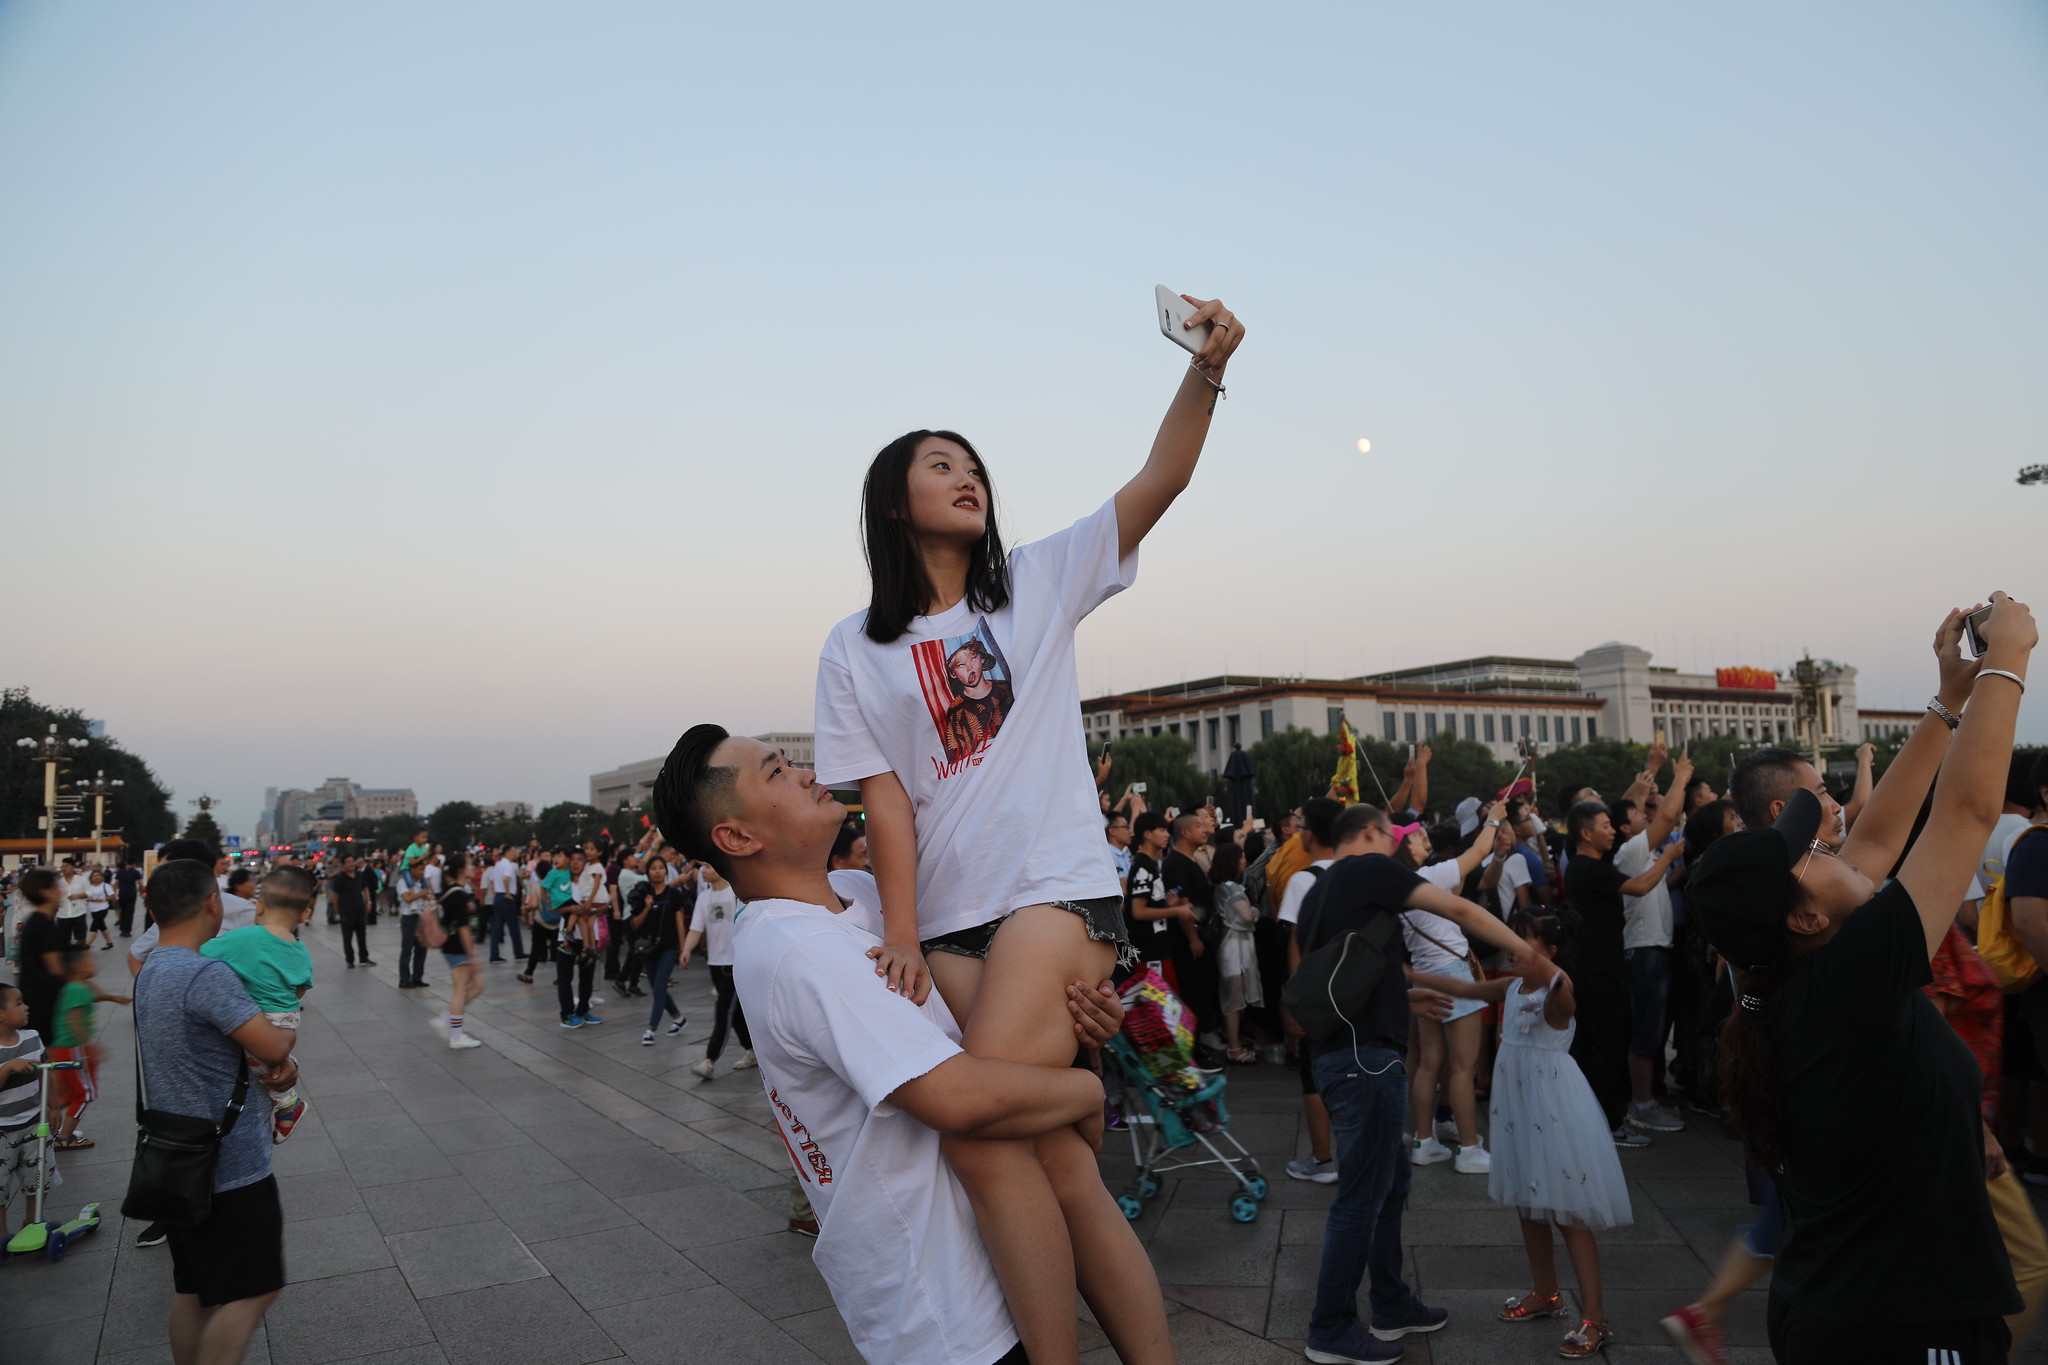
[417,890,449,950]
[1977,825,2048,993]
[1281,866,1399,1041]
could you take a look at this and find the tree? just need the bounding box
[427,801,482,852]
[535,801,608,851]
[0,686,177,850]
[1529,739,1648,819]
[184,808,224,853]
[1100,734,1208,816]
[1247,728,1337,823]
[334,813,419,850]
[1413,729,1514,821]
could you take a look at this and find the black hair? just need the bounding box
[17,867,59,905]
[1729,747,1806,832]
[259,866,316,916]
[0,982,18,1009]
[1425,820,1465,861]
[1505,797,1529,828]
[444,851,471,881]
[830,822,863,867]
[859,430,1011,644]
[1209,841,1244,886]
[146,859,219,928]
[1566,800,1610,848]
[1508,909,1563,950]
[1242,830,1267,863]
[161,837,219,865]
[1330,802,1389,847]
[1132,810,1169,841]
[651,724,742,880]
[1171,812,1204,843]
[2023,749,2048,813]
[1684,775,1715,809]
[1300,796,1344,850]
[226,867,255,893]
[1611,798,1639,828]
[59,944,91,975]
[1555,784,1594,820]
[1683,799,1738,863]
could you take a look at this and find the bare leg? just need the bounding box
[1559,1224,1605,1322]
[169,1294,209,1365]
[1037,1123,1175,1364]
[928,908,1117,1365]
[1519,1217,1559,1295]
[1444,1012,1484,1147]
[1304,1092,1334,1163]
[1694,1234,1769,1324]
[194,1291,278,1365]
[1407,1016,1446,1141]
[1629,1052,1655,1107]
[1224,1008,1243,1052]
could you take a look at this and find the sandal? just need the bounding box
[1558,1319,1612,1358]
[1226,1047,1259,1065]
[1498,1289,1568,1322]
[54,1134,94,1150]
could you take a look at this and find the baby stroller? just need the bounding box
[1104,966,1268,1222]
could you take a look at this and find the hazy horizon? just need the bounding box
[5,1,2044,841]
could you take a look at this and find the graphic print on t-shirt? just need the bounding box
[769,1086,835,1187]
[911,616,1015,768]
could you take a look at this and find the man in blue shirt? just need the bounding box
[134,859,298,1363]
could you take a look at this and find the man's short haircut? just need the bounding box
[161,837,218,865]
[226,867,255,894]
[1171,812,1204,843]
[1132,810,1169,841]
[830,822,862,867]
[1556,784,1592,819]
[1730,747,1806,832]
[1567,800,1611,848]
[1300,796,1344,850]
[258,867,316,917]
[2009,749,2047,810]
[1611,798,1639,828]
[2033,751,2048,811]
[59,945,90,975]
[1685,776,1713,804]
[17,868,59,904]
[146,859,219,928]
[1330,802,1388,848]
[651,724,742,881]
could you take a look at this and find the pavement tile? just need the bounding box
[475,1175,638,1242]
[0,1242,118,1328]
[1162,1284,1274,1336]
[1143,1200,1283,1287]
[452,1142,576,1188]
[596,1284,825,1365]
[1085,1308,1300,1364]
[276,1169,371,1223]
[681,1229,837,1319]
[338,1140,460,1189]
[773,1305,867,1365]
[263,1267,436,1365]
[1,1320,103,1365]
[418,1113,531,1156]
[360,1175,496,1236]
[673,1143,786,1191]
[617,1182,787,1251]
[529,1224,714,1309]
[415,1279,618,1365]
[269,1134,346,1177]
[386,1218,548,1298]
[576,1144,707,1200]
[518,1117,651,1156]
[284,1210,397,1283]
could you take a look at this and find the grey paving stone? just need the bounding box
[418,1113,531,1156]
[269,1133,346,1177]
[387,1218,547,1298]
[617,1181,787,1251]
[276,1169,371,1223]
[415,1278,618,1365]
[1162,1284,1275,1336]
[1085,1308,1303,1364]
[674,1142,787,1192]
[1,1241,118,1327]
[1143,1199,1284,1287]
[576,1144,707,1200]
[1,1317,105,1364]
[391,1088,499,1127]
[1401,1203,1685,1247]
[529,1223,714,1309]
[519,1117,651,1156]
[453,1142,575,1188]
[1415,1241,1710,1292]
[475,1175,638,1242]
[597,1284,825,1365]
[360,1175,496,1236]
[285,1210,397,1283]
[263,1266,436,1365]
[773,1305,867,1365]
[681,1229,837,1319]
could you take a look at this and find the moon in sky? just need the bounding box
[1356,438,1372,454]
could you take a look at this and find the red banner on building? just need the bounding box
[1716,666,1779,691]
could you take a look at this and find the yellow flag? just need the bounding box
[1332,719,1359,806]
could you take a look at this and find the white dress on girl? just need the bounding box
[1487,973,1633,1231]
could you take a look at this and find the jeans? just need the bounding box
[339,911,369,966]
[1624,945,1673,1060]
[707,964,751,1060]
[1309,1046,1418,1342]
[645,950,683,1031]
[488,895,524,960]
[398,914,428,986]
[117,893,136,935]
[556,943,596,1019]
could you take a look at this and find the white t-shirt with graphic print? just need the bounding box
[733,889,1014,1365]
[814,497,1139,941]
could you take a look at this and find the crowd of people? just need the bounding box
[1,281,2043,1365]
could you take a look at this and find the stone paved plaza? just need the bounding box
[7,911,2047,1365]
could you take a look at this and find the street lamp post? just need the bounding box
[84,769,124,865]
[15,724,87,866]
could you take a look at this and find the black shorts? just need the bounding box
[169,1175,285,1307]
[921,897,1135,969]
[1766,1290,2011,1365]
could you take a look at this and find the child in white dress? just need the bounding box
[1460,910,1633,1358]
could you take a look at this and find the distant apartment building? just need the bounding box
[260,778,418,847]
[1081,642,1877,780]
[479,801,534,823]
[590,734,815,811]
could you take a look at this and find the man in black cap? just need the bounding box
[1688,596,2033,1365]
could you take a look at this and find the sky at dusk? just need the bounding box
[5,1,2045,841]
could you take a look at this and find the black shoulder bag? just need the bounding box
[1282,875,1400,1043]
[121,1013,252,1227]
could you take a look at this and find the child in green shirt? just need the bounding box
[49,946,130,1150]
[202,867,316,1144]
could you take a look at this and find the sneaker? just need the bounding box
[1304,1321,1404,1363]
[578,1011,603,1025]
[1433,1118,1459,1146]
[448,1036,481,1050]
[788,1217,820,1238]
[589,995,605,1006]
[732,1049,757,1071]
[691,1057,716,1080]
[1261,1043,1289,1066]
[666,1017,686,1036]
[1453,1143,1491,1174]
[1659,1304,1728,1365]
[135,1222,168,1248]
[1627,1102,1684,1134]
[432,1011,451,1038]
[641,1031,657,1045]
[1612,1126,1652,1149]
[272,1097,307,1144]
[560,1015,583,1029]
[1685,1099,1724,1121]
[1369,1298,1448,1341]
[1411,1135,1454,1166]
[1286,1157,1338,1183]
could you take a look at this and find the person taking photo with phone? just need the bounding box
[811,294,1242,1365]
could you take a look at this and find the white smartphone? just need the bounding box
[1155,285,1211,356]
